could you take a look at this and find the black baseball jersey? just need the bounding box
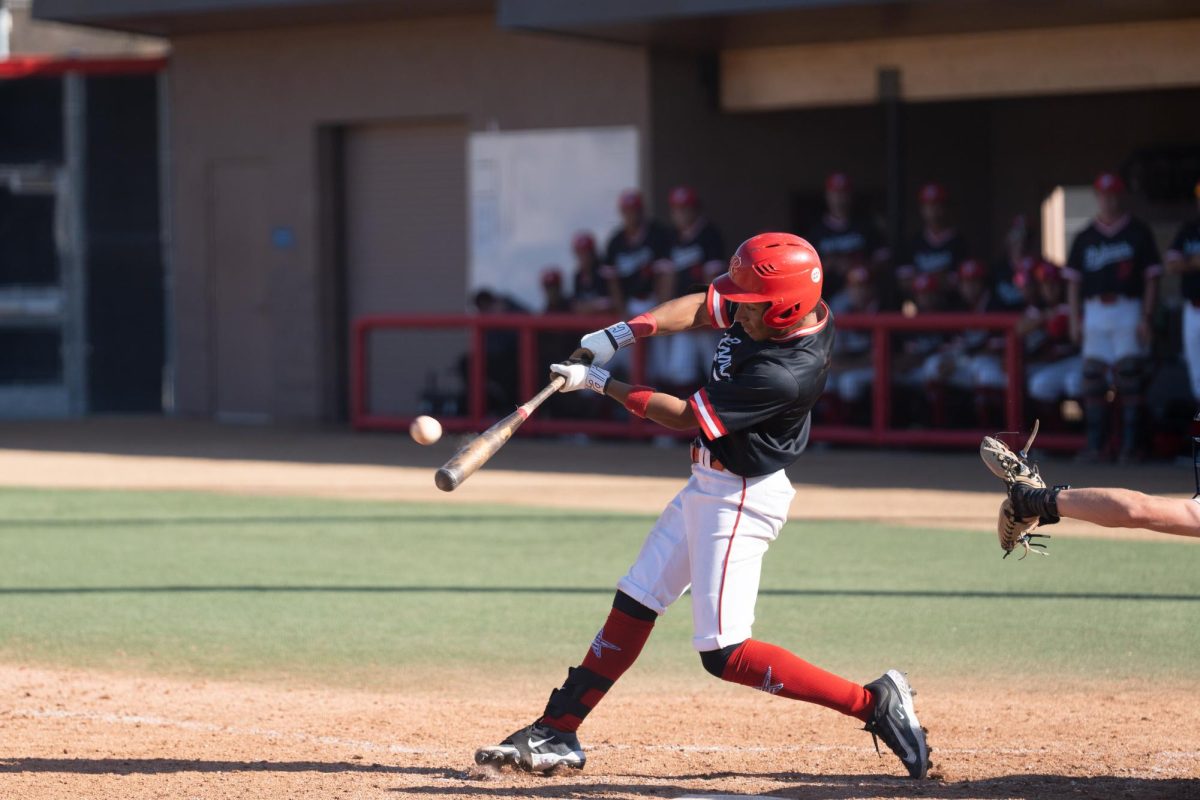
[1064,215,1162,299]
[1169,217,1200,302]
[808,215,884,295]
[902,228,968,275]
[604,222,671,302]
[668,220,724,298]
[571,262,608,307]
[689,285,834,478]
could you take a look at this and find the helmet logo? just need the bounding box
[811,268,822,283]
[730,255,742,269]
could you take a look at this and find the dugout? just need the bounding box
[0,56,164,417]
[30,0,1200,424]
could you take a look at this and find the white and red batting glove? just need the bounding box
[579,315,657,366]
[550,362,611,394]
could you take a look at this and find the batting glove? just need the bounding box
[579,322,637,366]
[550,362,611,394]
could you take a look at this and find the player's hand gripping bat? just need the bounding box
[434,350,591,492]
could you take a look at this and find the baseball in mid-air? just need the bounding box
[409,415,442,445]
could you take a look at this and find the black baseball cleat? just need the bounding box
[474,722,586,773]
[863,669,931,779]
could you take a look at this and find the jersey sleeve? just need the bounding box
[704,283,737,330]
[689,360,799,441]
[1062,233,1085,281]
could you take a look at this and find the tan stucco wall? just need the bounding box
[167,14,649,421]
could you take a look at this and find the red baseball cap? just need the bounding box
[618,189,643,212]
[913,272,941,293]
[918,182,947,204]
[540,267,563,288]
[825,171,852,192]
[668,185,699,208]
[957,259,987,281]
[1093,172,1126,195]
[571,231,595,253]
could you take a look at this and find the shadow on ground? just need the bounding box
[0,758,452,776]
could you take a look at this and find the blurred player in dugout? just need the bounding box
[807,171,889,306]
[654,185,726,393]
[896,182,969,307]
[1064,172,1163,463]
[1165,179,1200,414]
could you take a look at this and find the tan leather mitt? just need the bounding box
[980,421,1051,559]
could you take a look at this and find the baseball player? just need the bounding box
[897,183,969,305]
[1165,179,1200,410]
[475,233,931,779]
[601,189,672,320]
[808,172,888,301]
[982,423,1200,545]
[825,266,878,424]
[656,185,727,390]
[1063,172,1163,462]
[1023,261,1082,426]
[569,231,613,315]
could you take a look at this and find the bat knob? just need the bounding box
[435,466,461,492]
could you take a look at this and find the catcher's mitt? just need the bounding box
[980,420,1051,559]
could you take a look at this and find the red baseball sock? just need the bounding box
[540,605,655,732]
[721,639,875,721]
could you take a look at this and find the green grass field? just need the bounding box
[1,487,1197,689]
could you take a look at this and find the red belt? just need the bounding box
[690,443,726,472]
[1095,292,1130,305]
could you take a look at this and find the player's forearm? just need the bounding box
[641,293,709,335]
[1056,488,1200,537]
[604,379,696,431]
[1142,278,1159,320]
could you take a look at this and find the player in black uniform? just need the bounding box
[657,185,726,389]
[1166,179,1200,410]
[569,231,612,314]
[475,233,931,780]
[1063,172,1163,462]
[600,189,672,320]
[897,182,969,306]
[808,171,888,302]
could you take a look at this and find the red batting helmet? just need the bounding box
[668,185,699,208]
[1034,260,1063,284]
[1093,172,1126,195]
[957,258,987,281]
[712,233,823,328]
[913,272,941,294]
[540,267,563,288]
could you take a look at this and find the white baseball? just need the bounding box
[409,415,442,446]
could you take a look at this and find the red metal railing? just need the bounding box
[351,313,1085,451]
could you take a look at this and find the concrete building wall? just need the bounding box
[166,14,649,421]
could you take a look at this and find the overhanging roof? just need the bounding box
[499,0,1200,49]
[32,0,492,36]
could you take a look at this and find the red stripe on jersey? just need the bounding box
[706,284,729,329]
[717,477,748,635]
[689,389,727,440]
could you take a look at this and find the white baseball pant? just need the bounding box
[616,450,794,652]
[1184,303,1200,402]
[1082,297,1143,365]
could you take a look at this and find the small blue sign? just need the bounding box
[271,226,296,250]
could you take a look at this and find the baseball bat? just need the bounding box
[434,375,566,492]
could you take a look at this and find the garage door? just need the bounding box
[344,121,468,416]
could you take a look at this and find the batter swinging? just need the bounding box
[474,233,931,779]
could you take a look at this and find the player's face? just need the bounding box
[826,188,851,217]
[670,205,697,231]
[959,278,985,306]
[919,201,944,227]
[1040,279,1063,305]
[734,301,774,341]
[620,207,642,230]
[1095,191,1121,219]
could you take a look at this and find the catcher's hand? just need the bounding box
[997,499,1050,560]
[980,420,1051,558]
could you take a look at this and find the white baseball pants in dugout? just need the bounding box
[616,449,795,652]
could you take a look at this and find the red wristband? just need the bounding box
[627,313,658,339]
[624,385,655,419]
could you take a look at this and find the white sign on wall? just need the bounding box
[468,126,639,312]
